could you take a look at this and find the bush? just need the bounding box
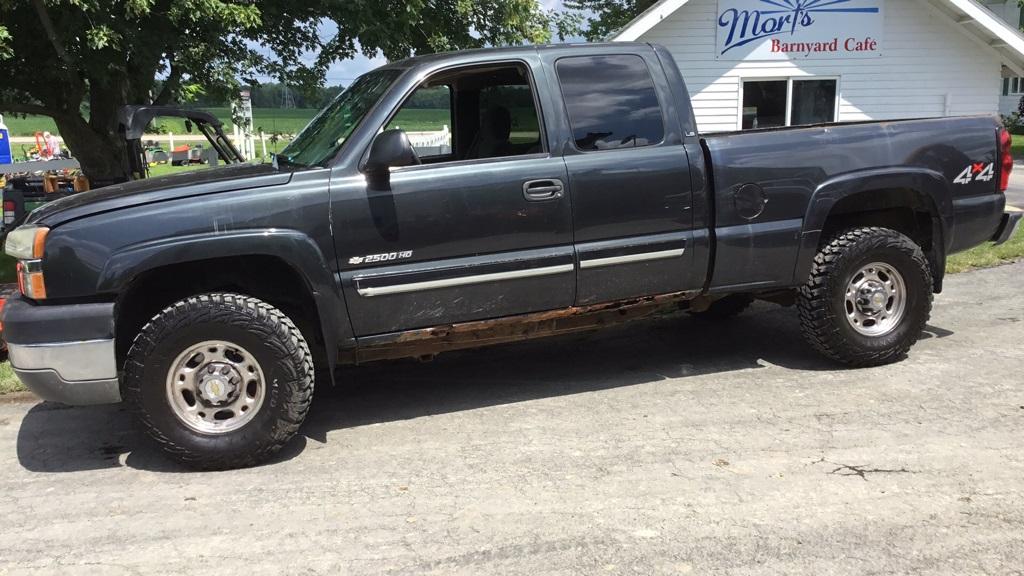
[1002,112,1024,134]
[1001,96,1024,134]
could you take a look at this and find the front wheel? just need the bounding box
[123,293,314,469]
[798,227,932,367]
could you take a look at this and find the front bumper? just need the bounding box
[2,296,120,405]
[991,207,1022,246]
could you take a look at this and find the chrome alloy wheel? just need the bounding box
[844,262,907,337]
[165,340,266,434]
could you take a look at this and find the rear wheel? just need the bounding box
[123,293,314,469]
[798,227,932,367]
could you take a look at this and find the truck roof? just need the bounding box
[379,41,653,73]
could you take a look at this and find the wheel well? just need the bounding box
[820,187,944,290]
[822,189,934,249]
[114,255,327,374]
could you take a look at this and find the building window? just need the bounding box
[556,54,665,151]
[1005,77,1024,96]
[741,78,838,130]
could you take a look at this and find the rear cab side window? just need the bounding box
[555,54,666,151]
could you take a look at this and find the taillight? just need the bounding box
[2,200,14,224]
[999,128,1013,193]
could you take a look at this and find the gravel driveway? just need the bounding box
[1,262,1022,575]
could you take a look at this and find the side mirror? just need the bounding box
[365,129,420,182]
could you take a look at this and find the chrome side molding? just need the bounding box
[579,248,685,270]
[356,264,574,297]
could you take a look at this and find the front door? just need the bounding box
[334,61,574,336]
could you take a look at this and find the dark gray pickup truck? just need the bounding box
[3,43,1020,469]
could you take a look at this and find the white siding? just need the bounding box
[999,93,1020,115]
[638,0,1004,132]
[989,1,1023,116]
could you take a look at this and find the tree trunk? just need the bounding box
[51,110,131,186]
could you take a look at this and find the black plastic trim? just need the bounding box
[2,295,115,345]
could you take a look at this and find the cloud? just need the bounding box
[324,52,387,86]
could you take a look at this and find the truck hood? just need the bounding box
[28,163,292,227]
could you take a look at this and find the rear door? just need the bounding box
[334,58,575,336]
[547,50,700,305]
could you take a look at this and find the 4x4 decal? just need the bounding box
[954,162,994,185]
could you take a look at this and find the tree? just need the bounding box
[0,0,564,182]
[563,0,656,41]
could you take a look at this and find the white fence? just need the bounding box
[404,125,452,157]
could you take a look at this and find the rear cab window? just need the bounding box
[555,55,665,151]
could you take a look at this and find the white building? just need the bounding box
[612,0,1024,132]
[987,0,1024,114]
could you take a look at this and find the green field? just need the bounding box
[4,106,540,139]
[3,108,321,138]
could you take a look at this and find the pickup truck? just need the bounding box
[3,43,1020,469]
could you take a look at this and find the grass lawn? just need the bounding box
[945,224,1024,273]
[145,138,288,178]
[0,362,24,395]
[1012,134,1024,160]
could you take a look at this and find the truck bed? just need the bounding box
[700,115,1006,292]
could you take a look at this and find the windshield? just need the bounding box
[278,69,401,167]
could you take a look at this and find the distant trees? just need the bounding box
[184,83,345,109]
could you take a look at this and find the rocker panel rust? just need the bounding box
[340,291,699,364]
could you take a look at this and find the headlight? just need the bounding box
[5,226,49,299]
[4,225,49,260]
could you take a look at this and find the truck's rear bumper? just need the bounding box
[2,296,120,405]
[991,208,1022,246]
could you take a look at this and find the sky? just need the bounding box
[320,0,576,86]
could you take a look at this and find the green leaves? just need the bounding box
[563,0,655,41]
[84,24,120,49]
[0,25,12,60]
[0,0,571,180]
[3,0,569,111]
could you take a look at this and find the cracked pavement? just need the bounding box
[1,262,1023,575]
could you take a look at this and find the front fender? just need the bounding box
[792,167,951,286]
[99,228,350,371]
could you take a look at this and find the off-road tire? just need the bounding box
[690,294,755,320]
[798,227,932,367]
[123,293,314,469]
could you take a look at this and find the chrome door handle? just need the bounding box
[523,179,564,201]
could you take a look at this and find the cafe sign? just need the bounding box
[716,0,884,61]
